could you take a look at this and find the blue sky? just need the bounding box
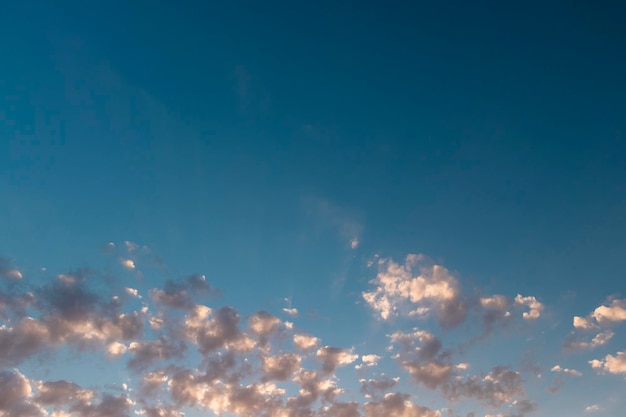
[1,1,625,417]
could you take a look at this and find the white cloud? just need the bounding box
[572,299,626,331]
[120,258,136,270]
[592,299,626,325]
[550,365,582,377]
[589,351,626,375]
[282,307,299,317]
[317,346,359,373]
[585,404,601,412]
[294,333,320,351]
[565,330,614,351]
[514,294,544,321]
[125,287,141,298]
[106,341,128,357]
[573,316,597,330]
[362,255,466,327]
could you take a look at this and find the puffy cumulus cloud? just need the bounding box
[120,258,136,270]
[282,307,299,317]
[563,330,614,351]
[590,299,626,326]
[124,288,141,299]
[362,255,466,327]
[3,248,609,417]
[0,256,23,280]
[127,337,186,371]
[317,346,359,373]
[445,367,525,408]
[513,295,544,321]
[0,317,51,366]
[289,369,344,409]
[356,354,381,369]
[363,393,441,417]
[261,352,302,381]
[573,299,626,330]
[480,295,511,311]
[139,405,184,417]
[69,393,134,417]
[573,316,597,331]
[150,274,217,310]
[585,404,601,412]
[550,365,582,377]
[510,399,538,415]
[589,351,626,375]
[0,292,144,366]
[359,376,400,398]
[389,330,525,408]
[322,401,361,417]
[139,371,169,398]
[182,305,254,354]
[294,333,320,351]
[0,369,45,417]
[248,311,282,345]
[34,380,95,408]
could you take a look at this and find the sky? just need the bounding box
[1,1,626,416]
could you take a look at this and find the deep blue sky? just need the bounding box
[1,2,625,416]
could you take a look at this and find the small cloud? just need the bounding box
[293,334,320,351]
[5,269,23,279]
[107,342,128,357]
[119,259,136,270]
[514,294,544,320]
[551,365,582,377]
[282,308,299,317]
[585,404,601,412]
[356,354,381,369]
[57,274,77,284]
[124,288,141,299]
[351,238,359,249]
[124,241,139,252]
[589,351,626,375]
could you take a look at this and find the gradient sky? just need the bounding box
[1,1,626,417]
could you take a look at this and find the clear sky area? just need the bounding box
[1,1,625,417]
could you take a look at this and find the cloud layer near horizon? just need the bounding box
[0,246,623,417]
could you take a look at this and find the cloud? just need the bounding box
[566,330,614,351]
[360,376,400,397]
[182,305,254,355]
[0,369,45,417]
[261,353,302,381]
[514,295,544,321]
[585,404,601,412]
[550,365,582,377]
[363,255,466,327]
[317,346,359,373]
[363,392,442,417]
[3,246,619,417]
[356,354,382,369]
[127,337,186,371]
[389,329,526,408]
[589,351,626,375]
[0,256,23,280]
[120,258,136,270]
[573,299,626,330]
[150,274,218,310]
[294,333,320,351]
[282,307,299,317]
